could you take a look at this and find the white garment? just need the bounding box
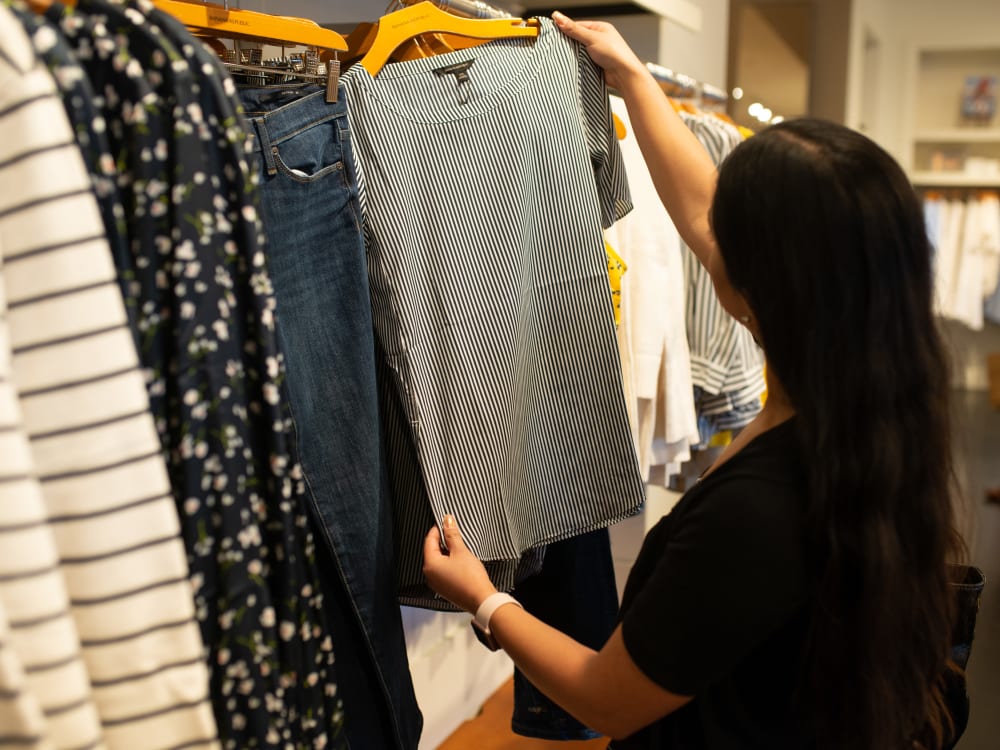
[605,98,699,482]
[952,198,987,329]
[930,193,1000,330]
[0,304,103,749]
[925,195,946,314]
[0,8,219,749]
[0,600,52,750]
[981,193,1000,298]
[934,198,967,321]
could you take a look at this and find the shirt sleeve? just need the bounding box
[0,249,105,749]
[620,477,807,696]
[0,598,50,750]
[575,41,633,229]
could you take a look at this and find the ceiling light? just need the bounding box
[748,102,762,117]
[732,87,744,100]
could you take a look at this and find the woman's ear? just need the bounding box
[708,251,754,329]
[731,292,762,341]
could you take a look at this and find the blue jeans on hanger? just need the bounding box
[509,528,619,740]
[240,84,422,750]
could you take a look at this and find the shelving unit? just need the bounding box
[909,171,1000,187]
[903,44,1000,187]
[914,128,1000,143]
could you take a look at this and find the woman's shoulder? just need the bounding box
[666,420,808,545]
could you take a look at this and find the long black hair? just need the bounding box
[710,118,961,749]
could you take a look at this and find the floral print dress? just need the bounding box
[34,1,348,747]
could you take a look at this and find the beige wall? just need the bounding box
[809,0,851,122]
[593,0,731,91]
[731,2,809,122]
[847,0,1000,161]
[657,0,730,89]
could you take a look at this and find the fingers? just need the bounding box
[441,514,467,552]
[423,525,444,561]
[551,10,597,44]
[423,514,468,560]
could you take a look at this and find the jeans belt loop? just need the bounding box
[253,117,279,176]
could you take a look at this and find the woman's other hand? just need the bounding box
[551,11,646,91]
[423,515,498,613]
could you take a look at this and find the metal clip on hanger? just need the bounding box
[154,0,348,102]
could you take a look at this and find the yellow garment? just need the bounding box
[737,125,756,140]
[613,112,627,141]
[708,430,733,448]
[708,365,767,448]
[605,241,627,326]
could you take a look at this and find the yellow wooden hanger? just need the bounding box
[151,0,347,52]
[360,1,538,77]
[337,21,378,66]
[337,20,462,69]
[25,0,63,11]
[27,0,348,53]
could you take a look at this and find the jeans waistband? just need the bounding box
[240,85,350,172]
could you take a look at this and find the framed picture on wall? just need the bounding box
[961,75,997,123]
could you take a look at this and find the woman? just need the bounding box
[423,12,963,750]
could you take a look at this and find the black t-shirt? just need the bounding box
[612,418,815,750]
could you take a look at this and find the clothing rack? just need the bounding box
[646,61,728,109]
[700,81,728,107]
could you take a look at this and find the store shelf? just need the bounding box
[914,129,1000,143]
[903,43,1000,185]
[910,171,1000,187]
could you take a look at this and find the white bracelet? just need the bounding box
[473,592,522,636]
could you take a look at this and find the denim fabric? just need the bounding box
[943,564,985,749]
[985,280,1000,325]
[509,529,619,740]
[241,85,421,750]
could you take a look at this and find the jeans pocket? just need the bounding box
[270,121,349,184]
[271,147,347,184]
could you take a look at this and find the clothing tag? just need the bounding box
[431,59,475,85]
[432,59,474,106]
